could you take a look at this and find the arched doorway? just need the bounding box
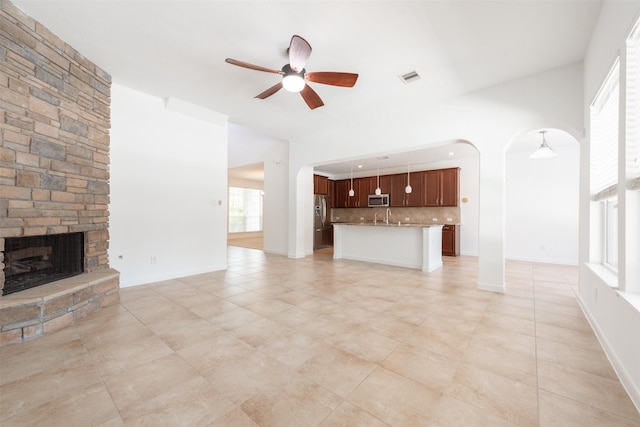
[505,128,581,266]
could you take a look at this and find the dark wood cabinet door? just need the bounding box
[328,179,335,207]
[314,174,329,195]
[424,170,440,207]
[405,171,424,207]
[376,175,390,195]
[335,180,349,208]
[389,174,406,207]
[355,178,371,208]
[440,168,459,207]
[441,224,460,256]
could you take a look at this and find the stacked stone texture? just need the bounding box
[0,0,112,294]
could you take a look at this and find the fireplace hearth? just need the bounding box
[3,233,84,295]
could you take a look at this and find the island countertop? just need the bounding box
[332,222,459,227]
[332,223,443,272]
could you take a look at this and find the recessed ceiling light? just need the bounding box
[449,152,455,156]
[357,164,363,168]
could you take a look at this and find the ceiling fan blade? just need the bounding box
[300,84,324,110]
[255,82,283,99]
[288,35,312,72]
[225,58,283,75]
[305,72,359,87]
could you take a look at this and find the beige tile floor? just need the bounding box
[1,247,639,426]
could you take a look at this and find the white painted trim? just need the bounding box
[263,248,288,256]
[478,282,506,293]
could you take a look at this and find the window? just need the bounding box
[628,19,640,190]
[625,18,640,294]
[590,59,620,271]
[604,199,618,269]
[228,187,263,233]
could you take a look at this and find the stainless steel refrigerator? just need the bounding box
[313,194,332,249]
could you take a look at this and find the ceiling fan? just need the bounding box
[225,35,358,110]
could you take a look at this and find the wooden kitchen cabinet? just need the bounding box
[350,177,375,208]
[442,224,460,256]
[424,168,459,207]
[334,179,349,208]
[389,172,424,207]
[334,168,456,209]
[314,174,329,195]
[389,174,406,207]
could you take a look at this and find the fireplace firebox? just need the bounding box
[3,232,84,295]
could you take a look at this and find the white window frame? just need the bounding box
[590,59,620,275]
[624,17,640,295]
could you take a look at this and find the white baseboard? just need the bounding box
[263,248,288,256]
[505,255,578,266]
[478,281,506,293]
[577,294,640,414]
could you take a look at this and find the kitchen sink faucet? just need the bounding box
[385,208,391,224]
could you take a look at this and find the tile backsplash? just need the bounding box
[331,207,460,224]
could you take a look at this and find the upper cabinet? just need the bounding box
[424,168,459,207]
[334,179,349,208]
[389,172,424,207]
[349,177,377,208]
[330,167,459,209]
[314,174,329,195]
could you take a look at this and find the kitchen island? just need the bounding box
[332,223,443,272]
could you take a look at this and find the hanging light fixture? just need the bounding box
[530,130,557,159]
[375,158,382,195]
[349,163,355,197]
[405,154,412,194]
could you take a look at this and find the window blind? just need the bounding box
[627,20,640,190]
[590,60,620,200]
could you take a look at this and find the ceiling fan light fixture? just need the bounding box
[282,64,305,92]
[530,130,557,159]
[282,74,305,92]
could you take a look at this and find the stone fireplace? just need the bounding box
[3,232,84,295]
[1,1,119,345]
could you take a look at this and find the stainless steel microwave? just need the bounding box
[368,194,390,207]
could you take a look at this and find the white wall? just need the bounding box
[228,124,289,255]
[110,84,229,287]
[580,1,640,410]
[506,142,580,265]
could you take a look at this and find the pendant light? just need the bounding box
[349,163,355,197]
[375,158,382,195]
[405,155,412,194]
[530,130,557,159]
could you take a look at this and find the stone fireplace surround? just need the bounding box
[1,1,119,346]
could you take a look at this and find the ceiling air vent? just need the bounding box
[399,70,421,84]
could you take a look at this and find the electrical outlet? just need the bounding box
[151,256,157,264]
[360,217,364,221]
[336,217,339,220]
[432,218,438,222]
[447,217,452,222]
[405,217,410,222]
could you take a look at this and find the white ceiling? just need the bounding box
[12,0,599,177]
